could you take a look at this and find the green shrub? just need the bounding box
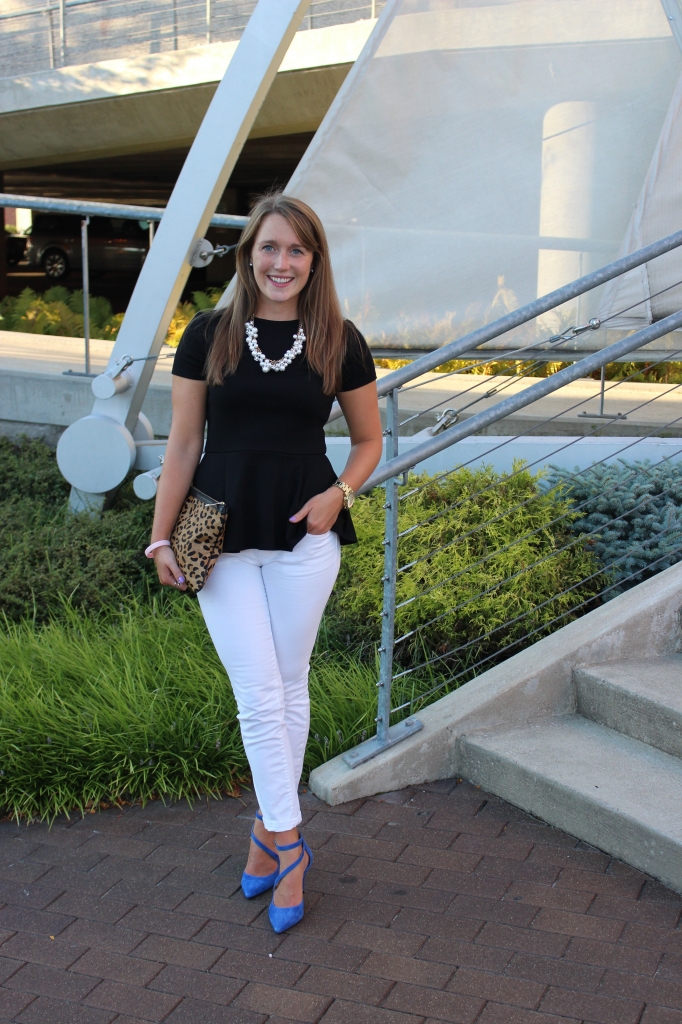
[0,498,156,624]
[0,287,122,339]
[547,459,682,593]
[0,437,156,623]
[0,435,68,504]
[0,285,226,346]
[326,465,605,683]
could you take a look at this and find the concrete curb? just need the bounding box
[309,561,682,805]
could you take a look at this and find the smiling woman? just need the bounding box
[146,192,382,934]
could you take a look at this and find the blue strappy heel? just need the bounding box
[241,811,280,898]
[268,833,313,933]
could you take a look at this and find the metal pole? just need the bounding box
[577,362,627,421]
[0,192,247,231]
[58,0,65,64]
[206,0,212,43]
[172,0,178,50]
[371,0,376,17]
[343,388,423,769]
[376,388,400,746]
[659,0,682,54]
[46,8,55,69]
[81,216,90,375]
[149,220,155,249]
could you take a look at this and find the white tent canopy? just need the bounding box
[597,68,682,330]
[288,0,682,354]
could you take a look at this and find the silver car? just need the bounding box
[24,213,150,280]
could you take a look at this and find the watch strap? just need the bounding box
[333,479,354,509]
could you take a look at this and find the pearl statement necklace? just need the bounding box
[246,318,305,373]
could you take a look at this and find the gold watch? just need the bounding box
[333,479,355,509]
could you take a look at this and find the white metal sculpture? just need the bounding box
[56,0,312,511]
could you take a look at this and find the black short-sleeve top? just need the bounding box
[172,312,377,552]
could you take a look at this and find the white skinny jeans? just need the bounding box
[197,531,341,832]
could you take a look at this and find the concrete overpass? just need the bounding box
[0,19,373,173]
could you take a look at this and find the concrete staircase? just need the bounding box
[459,657,682,892]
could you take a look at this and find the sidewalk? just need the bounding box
[0,778,680,1023]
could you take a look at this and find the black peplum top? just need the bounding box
[171,311,377,553]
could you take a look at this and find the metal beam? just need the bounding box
[659,0,682,53]
[56,0,311,508]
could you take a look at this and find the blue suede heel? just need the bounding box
[241,812,280,898]
[268,833,313,934]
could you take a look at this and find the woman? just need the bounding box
[147,193,382,933]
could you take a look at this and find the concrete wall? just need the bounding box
[3,364,681,483]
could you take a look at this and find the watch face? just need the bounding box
[347,492,355,508]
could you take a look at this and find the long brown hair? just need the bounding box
[206,193,346,394]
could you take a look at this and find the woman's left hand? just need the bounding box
[290,486,344,534]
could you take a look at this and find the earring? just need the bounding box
[249,262,253,267]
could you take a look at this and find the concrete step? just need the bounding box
[575,657,682,759]
[459,715,682,892]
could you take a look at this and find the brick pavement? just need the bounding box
[0,778,681,1023]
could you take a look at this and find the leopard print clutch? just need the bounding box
[170,487,228,593]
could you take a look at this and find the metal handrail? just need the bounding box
[342,227,682,769]
[327,225,682,423]
[359,308,682,494]
[0,0,381,80]
[0,193,248,231]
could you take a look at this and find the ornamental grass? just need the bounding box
[0,597,385,822]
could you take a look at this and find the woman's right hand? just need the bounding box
[153,546,188,591]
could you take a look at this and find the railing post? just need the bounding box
[206,0,212,43]
[343,387,423,769]
[376,388,399,745]
[58,0,66,65]
[81,216,90,375]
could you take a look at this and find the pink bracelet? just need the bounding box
[145,540,171,558]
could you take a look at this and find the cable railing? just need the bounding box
[0,0,384,80]
[341,232,682,768]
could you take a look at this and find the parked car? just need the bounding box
[6,231,27,266]
[24,213,151,280]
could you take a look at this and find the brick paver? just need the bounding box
[0,778,680,1022]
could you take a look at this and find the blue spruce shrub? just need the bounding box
[546,459,682,594]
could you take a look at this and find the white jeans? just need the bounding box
[197,531,341,832]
